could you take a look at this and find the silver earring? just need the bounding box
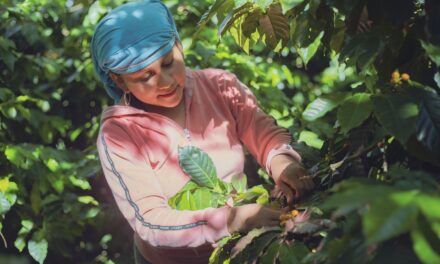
[123,90,131,106]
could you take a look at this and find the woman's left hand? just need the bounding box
[270,154,315,205]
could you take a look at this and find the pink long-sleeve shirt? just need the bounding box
[96,68,301,263]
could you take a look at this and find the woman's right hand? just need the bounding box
[227,204,282,234]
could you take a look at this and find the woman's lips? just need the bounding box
[159,86,178,98]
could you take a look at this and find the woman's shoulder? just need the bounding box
[188,67,238,92]
[188,67,234,81]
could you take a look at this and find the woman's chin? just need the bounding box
[159,87,184,108]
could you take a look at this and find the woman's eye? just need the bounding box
[162,59,174,68]
[140,74,153,82]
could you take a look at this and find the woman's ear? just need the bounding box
[109,72,126,90]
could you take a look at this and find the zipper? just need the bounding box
[183,128,191,142]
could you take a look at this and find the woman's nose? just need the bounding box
[157,69,173,89]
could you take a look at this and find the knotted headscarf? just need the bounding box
[91,0,180,102]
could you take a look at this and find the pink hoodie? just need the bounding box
[96,68,301,263]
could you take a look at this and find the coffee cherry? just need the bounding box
[401,73,410,81]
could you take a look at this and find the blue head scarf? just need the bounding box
[91,0,180,102]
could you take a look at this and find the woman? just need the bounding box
[91,1,314,263]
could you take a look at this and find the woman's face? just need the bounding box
[111,43,186,108]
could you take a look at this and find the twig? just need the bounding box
[0,231,7,248]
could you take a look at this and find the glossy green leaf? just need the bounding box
[232,228,276,258]
[416,194,440,220]
[297,31,323,65]
[28,238,48,264]
[233,231,279,264]
[337,93,373,132]
[298,130,324,149]
[421,40,440,66]
[373,93,419,144]
[259,240,281,264]
[234,185,270,205]
[411,215,440,264]
[416,89,440,156]
[302,93,349,121]
[0,192,11,215]
[197,0,235,33]
[178,146,219,189]
[278,242,301,264]
[218,2,253,37]
[14,236,26,252]
[231,173,247,192]
[30,184,41,214]
[170,186,222,211]
[231,227,280,263]
[363,200,418,244]
[209,234,241,264]
[435,72,440,89]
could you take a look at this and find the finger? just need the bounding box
[270,185,283,199]
[283,177,306,199]
[300,176,314,190]
[278,183,295,205]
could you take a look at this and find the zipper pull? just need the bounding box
[183,128,191,142]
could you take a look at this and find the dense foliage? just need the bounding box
[0,0,439,263]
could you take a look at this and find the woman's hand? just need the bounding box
[227,204,281,234]
[270,154,314,205]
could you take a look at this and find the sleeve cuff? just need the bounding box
[265,144,302,176]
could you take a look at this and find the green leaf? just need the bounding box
[193,188,219,209]
[279,0,305,12]
[302,93,349,121]
[258,3,289,49]
[416,89,440,156]
[297,31,323,66]
[337,93,373,132]
[373,93,419,144]
[178,146,219,189]
[231,227,280,263]
[416,194,440,220]
[78,195,99,206]
[340,34,384,69]
[411,215,440,264]
[232,227,280,258]
[232,231,279,263]
[170,186,222,211]
[421,40,440,66]
[288,242,310,260]
[363,199,418,244]
[0,192,11,215]
[234,185,270,205]
[435,72,440,89]
[30,184,41,214]
[28,238,48,264]
[259,240,281,264]
[218,3,253,37]
[255,0,273,9]
[321,180,392,215]
[298,130,324,149]
[14,236,26,252]
[0,178,10,193]
[197,0,235,34]
[231,173,247,193]
[209,234,241,264]
[278,242,301,264]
